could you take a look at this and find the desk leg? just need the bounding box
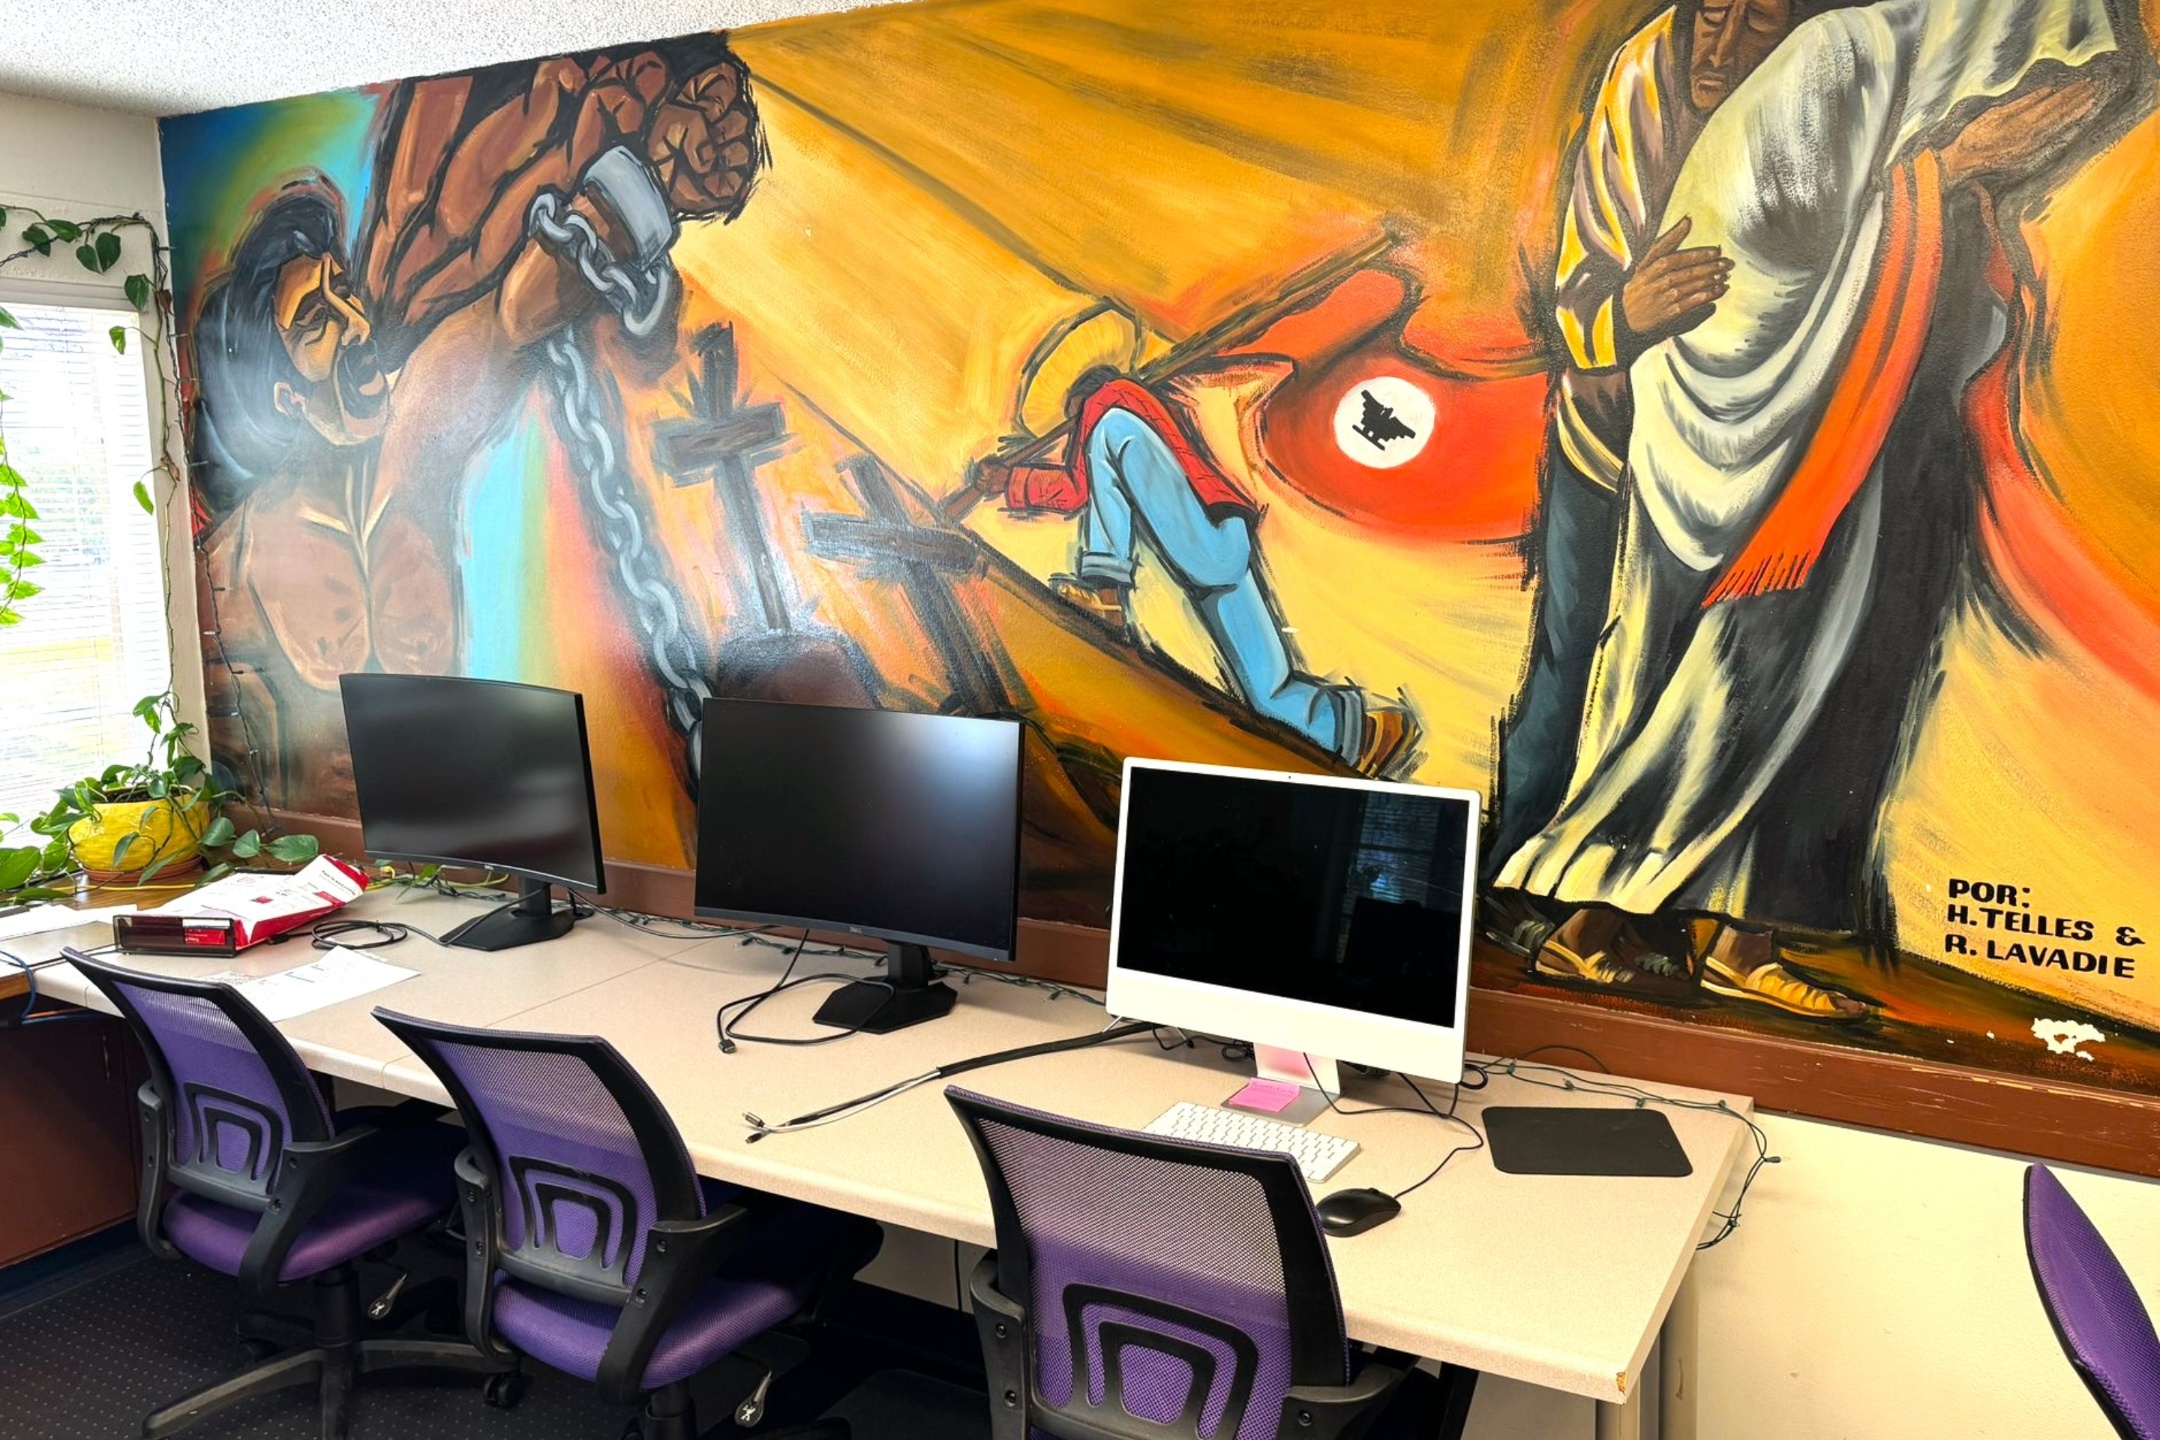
[1595,1354,1647,1440]
[1659,1272,1698,1440]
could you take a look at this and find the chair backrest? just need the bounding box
[2026,1165,2160,1440]
[948,1087,1349,1440]
[375,1009,704,1304]
[73,955,336,1208]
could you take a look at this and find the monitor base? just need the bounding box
[814,941,956,1034]
[814,978,957,1034]
[443,880,577,952]
[1222,1045,1340,1124]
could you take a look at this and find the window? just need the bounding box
[0,299,167,823]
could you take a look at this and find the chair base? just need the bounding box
[143,1338,508,1440]
[145,1266,510,1440]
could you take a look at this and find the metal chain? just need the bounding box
[528,191,674,339]
[528,190,710,737]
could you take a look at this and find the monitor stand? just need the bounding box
[442,878,578,952]
[1223,1045,1341,1125]
[814,941,956,1034]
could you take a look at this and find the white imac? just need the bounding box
[1105,757,1480,1120]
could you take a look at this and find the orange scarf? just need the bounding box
[1703,149,1946,606]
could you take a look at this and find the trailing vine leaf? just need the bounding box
[0,306,15,328]
[110,326,127,354]
[133,478,152,514]
[47,219,81,243]
[75,242,99,271]
[22,224,52,255]
[265,833,321,865]
[124,273,151,310]
[230,830,263,860]
[96,232,121,270]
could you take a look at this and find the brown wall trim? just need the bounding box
[263,807,2160,1176]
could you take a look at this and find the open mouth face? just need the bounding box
[274,250,390,445]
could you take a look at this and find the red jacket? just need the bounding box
[1004,378,1260,521]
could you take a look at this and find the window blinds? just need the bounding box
[0,300,168,822]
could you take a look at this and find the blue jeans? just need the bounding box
[1076,408,1359,762]
[1486,428,1618,880]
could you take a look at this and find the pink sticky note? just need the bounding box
[1229,1078,1304,1114]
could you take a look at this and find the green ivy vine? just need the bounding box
[0,204,181,626]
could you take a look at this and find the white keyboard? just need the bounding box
[1143,1101,1359,1184]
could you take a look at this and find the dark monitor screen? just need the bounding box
[694,700,1023,960]
[339,674,605,890]
[1114,764,1472,1027]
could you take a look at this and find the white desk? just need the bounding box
[32,891,1751,1439]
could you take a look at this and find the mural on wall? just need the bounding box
[164,0,2160,1088]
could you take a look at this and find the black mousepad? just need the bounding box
[1483,1106,1693,1177]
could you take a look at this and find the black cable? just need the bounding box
[743,1021,1155,1138]
[715,930,891,1052]
[300,917,445,951]
[1387,1073,1486,1202]
[1301,1054,1486,1200]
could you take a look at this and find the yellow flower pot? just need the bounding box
[68,796,212,884]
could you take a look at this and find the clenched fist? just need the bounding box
[647,60,765,220]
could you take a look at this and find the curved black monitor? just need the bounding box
[339,673,604,952]
[695,698,1024,1033]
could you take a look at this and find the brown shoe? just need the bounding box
[1051,575,1129,634]
[1355,705,1419,776]
[1701,954,1870,1021]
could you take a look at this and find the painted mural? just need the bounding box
[163,0,2160,1088]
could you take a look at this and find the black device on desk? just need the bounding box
[694,698,1023,1035]
[340,673,606,952]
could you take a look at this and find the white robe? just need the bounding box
[1499,0,2117,925]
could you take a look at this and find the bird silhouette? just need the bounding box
[1352,389,1417,450]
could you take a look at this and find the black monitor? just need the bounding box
[339,673,605,952]
[695,698,1024,1033]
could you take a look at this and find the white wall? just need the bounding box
[1456,1112,2160,1440]
[0,89,199,735]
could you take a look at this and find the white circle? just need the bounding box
[1331,376,1436,470]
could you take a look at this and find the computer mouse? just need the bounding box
[1316,1187,1401,1237]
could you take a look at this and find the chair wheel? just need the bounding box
[483,1370,526,1409]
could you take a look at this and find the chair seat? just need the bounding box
[492,1185,839,1391]
[163,1111,463,1282]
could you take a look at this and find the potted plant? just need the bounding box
[0,691,318,901]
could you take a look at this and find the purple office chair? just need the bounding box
[68,952,505,1440]
[947,1087,1477,1440]
[2025,1165,2160,1438]
[375,1008,882,1440]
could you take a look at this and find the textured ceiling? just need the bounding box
[0,0,882,116]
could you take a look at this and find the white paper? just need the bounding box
[233,946,416,1021]
[0,903,137,944]
[149,856,363,930]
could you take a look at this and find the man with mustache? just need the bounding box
[1490,0,1824,994]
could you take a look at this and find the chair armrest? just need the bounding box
[452,1147,521,1365]
[594,1201,757,1405]
[1277,1350,1414,1440]
[236,1122,383,1299]
[967,1253,1032,1440]
[134,1081,181,1262]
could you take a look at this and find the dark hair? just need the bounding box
[192,184,345,506]
[1064,364,1124,421]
